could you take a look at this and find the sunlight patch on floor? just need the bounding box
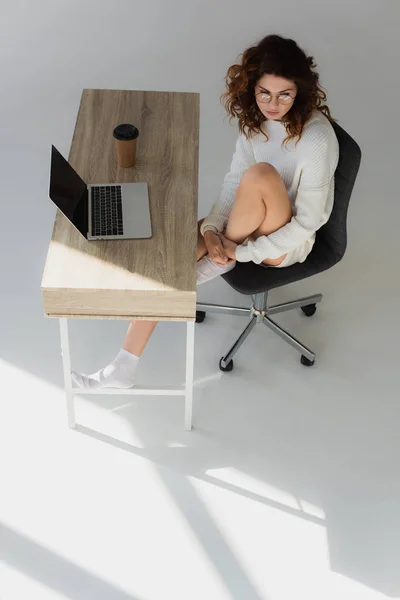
[1,565,69,600]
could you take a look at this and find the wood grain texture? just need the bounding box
[41,89,199,320]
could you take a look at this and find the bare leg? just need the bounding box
[122,320,158,356]
[225,162,292,266]
[122,219,208,356]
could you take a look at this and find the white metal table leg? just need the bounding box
[59,318,194,432]
[184,320,195,431]
[59,318,75,429]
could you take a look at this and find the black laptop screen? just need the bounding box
[49,146,88,238]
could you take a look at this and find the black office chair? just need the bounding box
[196,122,362,370]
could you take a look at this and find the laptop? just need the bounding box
[49,145,152,240]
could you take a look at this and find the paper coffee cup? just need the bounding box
[113,124,139,168]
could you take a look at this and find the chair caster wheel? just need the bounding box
[196,311,206,323]
[301,304,317,317]
[301,355,315,367]
[219,358,234,372]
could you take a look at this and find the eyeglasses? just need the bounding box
[255,91,295,105]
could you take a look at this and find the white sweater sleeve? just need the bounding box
[235,126,339,263]
[200,134,256,235]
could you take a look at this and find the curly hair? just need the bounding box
[221,34,334,144]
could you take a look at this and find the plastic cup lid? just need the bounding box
[113,124,139,141]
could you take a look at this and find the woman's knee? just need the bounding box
[243,162,290,212]
[241,162,279,185]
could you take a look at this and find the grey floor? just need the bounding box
[2,238,399,600]
[1,1,400,599]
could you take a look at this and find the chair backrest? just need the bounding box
[318,122,362,260]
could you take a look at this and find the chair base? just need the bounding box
[196,291,322,369]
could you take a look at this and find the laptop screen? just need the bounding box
[49,146,88,238]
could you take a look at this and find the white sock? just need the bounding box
[72,348,139,389]
[196,255,236,285]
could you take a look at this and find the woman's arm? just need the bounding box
[235,126,339,263]
[200,134,256,236]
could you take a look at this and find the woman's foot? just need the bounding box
[71,348,139,389]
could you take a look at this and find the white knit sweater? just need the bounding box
[200,110,339,263]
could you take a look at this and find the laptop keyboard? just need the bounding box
[91,185,124,237]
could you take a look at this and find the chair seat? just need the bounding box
[222,236,340,295]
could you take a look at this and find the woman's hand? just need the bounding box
[204,231,234,266]
[218,233,238,261]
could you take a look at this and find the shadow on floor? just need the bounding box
[1,523,145,600]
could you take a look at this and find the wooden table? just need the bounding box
[41,89,199,430]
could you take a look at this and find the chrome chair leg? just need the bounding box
[267,293,322,316]
[263,315,315,362]
[220,315,258,368]
[196,302,251,318]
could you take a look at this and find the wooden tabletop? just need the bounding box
[41,89,199,321]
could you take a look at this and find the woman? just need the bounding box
[72,34,339,389]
